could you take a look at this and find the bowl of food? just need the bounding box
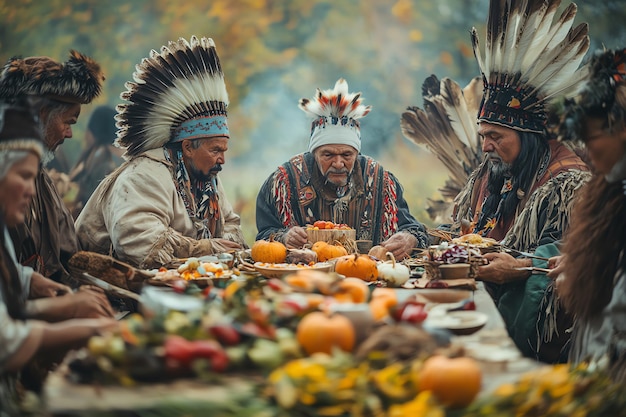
[253,262,334,279]
[306,221,356,244]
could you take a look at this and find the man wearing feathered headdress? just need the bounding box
[255,78,429,259]
[448,0,592,362]
[0,51,116,316]
[75,36,246,269]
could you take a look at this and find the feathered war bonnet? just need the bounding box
[560,48,626,142]
[299,78,371,153]
[116,36,229,156]
[472,0,590,134]
[0,50,104,104]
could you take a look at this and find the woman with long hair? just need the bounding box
[555,47,626,381]
[0,98,117,415]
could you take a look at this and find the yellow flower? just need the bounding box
[494,383,515,397]
[388,391,445,417]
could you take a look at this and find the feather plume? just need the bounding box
[116,36,228,156]
[299,78,371,120]
[401,75,482,221]
[473,0,590,133]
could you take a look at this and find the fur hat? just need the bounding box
[115,36,229,157]
[560,48,626,141]
[472,0,590,134]
[0,50,104,104]
[299,78,371,153]
[0,96,44,157]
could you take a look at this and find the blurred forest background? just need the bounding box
[2,0,626,245]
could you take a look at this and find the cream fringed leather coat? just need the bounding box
[75,148,246,269]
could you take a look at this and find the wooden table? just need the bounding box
[45,283,540,415]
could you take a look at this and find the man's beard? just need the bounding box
[41,149,55,167]
[487,152,513,179]
[189,162,222,182]
[323,168,351,187]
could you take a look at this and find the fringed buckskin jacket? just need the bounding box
[9,168,78,285]
[75,148,246,269]
[455,140,590,362]
[255,152,429,247]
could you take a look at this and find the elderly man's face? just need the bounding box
[42,103,81,152]
[314,144,358,187]
[583,117,626,176]
[182,136,228,181]
[479,122,522,167]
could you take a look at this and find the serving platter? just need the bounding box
[423,310,488,335]
[253,262,334,279]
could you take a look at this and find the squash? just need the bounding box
[251,235,287,263]
[377,252,411,287]
[296,311,355,355]
[334,254,378,282]
[311,241,348,262]
[418,355,482,408]
[369,288,399,321]
[332,277,370,303]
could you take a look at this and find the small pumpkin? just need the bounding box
[311,241,348,261]
[334,254,378,282]
[377,252,411,287]
[332,277,370,303]
[369,288,398,321]
[418,355,482,408]
[251,235,287,263]
[296,311,355,355]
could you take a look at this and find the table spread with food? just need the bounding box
[44,227,626,416]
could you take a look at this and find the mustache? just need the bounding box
[210,164,223,173]
[486,152,502,162]
[325,168,349,175]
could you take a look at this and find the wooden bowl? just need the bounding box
[424,311,488,336]
[414,289,472,304]
[306,228,356,244]
[439,263,471,279]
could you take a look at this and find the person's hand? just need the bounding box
[547,255,565,279]
[478,252,532,284]
[380,232,417,260]
[26,287,116,322]
[29,272,72,298]
[210,238,243,253]
[283,226,308,249]
[83,317,120,335]
[68,287,116,319]
[547,255,567,293]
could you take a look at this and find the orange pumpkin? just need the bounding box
[333,277,370,303]
[334,254,378,281]
[296,311,355,355]
[369,288,398,321]
[418,355,482,408]
[251,235,287,263]
[311,241,348,261]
